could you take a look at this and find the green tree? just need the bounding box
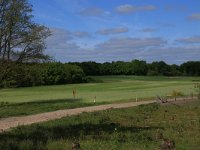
[180,61,200,76]
[130,60,148,75]
[0,0,50,62]
[148,61,171,76]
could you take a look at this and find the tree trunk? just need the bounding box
[2,33,7,60]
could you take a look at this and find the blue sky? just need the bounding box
[29,0,200,64]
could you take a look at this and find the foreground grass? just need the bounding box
[0,99,109,118]
[0,102,199,150]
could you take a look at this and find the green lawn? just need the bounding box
[0,102,199,150]
[0,76,199,103]
[0,76,199,118]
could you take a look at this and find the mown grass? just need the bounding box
[0,101,199,150]
[0,76,199,103]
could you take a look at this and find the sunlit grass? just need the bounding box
[0,76,199,103]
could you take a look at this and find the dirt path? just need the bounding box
[0,97,197,132]
[0,100,155,132]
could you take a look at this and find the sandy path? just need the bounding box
[0,100,155,132]
[0,97,197,132]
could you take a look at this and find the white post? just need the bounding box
[94,96,96,103]
[136,96,138,103]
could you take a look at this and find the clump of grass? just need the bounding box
[0,101,9,106]
[170,90,184,101]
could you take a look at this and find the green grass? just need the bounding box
[0,102,199,150]
[0,99,108,118]
[0,76,199,103]
[0,76,199,118]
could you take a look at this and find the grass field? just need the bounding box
[0,76,199,118]
[0,102,199,150]
[0,76,199,103]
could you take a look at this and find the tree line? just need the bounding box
[71,60,200,76]
[0,62,86,88]
[1,60,199,88]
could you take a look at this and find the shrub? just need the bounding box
[0,62,86,88]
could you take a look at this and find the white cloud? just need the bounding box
[175,36,200,44]
[44,28,200,64]
[45,28,81,59]
[96,37,166,50]
[73,31,91,38]
[79,7,105,16]
[140,28,157,32]
[96,27,129,35]
[187,13,200,21]
[116,4,156,14]
[141,46,200,64]
[48,28,72,42]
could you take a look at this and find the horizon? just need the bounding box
[29,0,200,64]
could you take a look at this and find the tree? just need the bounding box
[148,61,171,76]
[180,61,200,76]
[0,0,51,62]
[130,60,148,75]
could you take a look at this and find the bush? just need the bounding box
[0,62,86,88]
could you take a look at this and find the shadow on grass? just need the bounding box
[0,123,163,145]
[19,98,82,105]
[0,98,83,107]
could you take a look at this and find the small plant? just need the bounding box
[171,90,184,101]
[0,101,9,106]
[194,83,200,100]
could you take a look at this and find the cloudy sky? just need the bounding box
[29,0,200,64]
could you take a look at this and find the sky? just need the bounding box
[29,0,200,64]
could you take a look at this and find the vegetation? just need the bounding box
[0,102,199,150]
[72,60,200,77]
[170,90,184,101]
[0,0,50,62]
[194,83,200,100]
[0,1,199,150]
[0,76,199,118]
[0,99,108,118]
[0,76,198,103]
[0,60,200,88]
[0,62,86,88]
[0,2,199,90]
[0,0,53,88]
